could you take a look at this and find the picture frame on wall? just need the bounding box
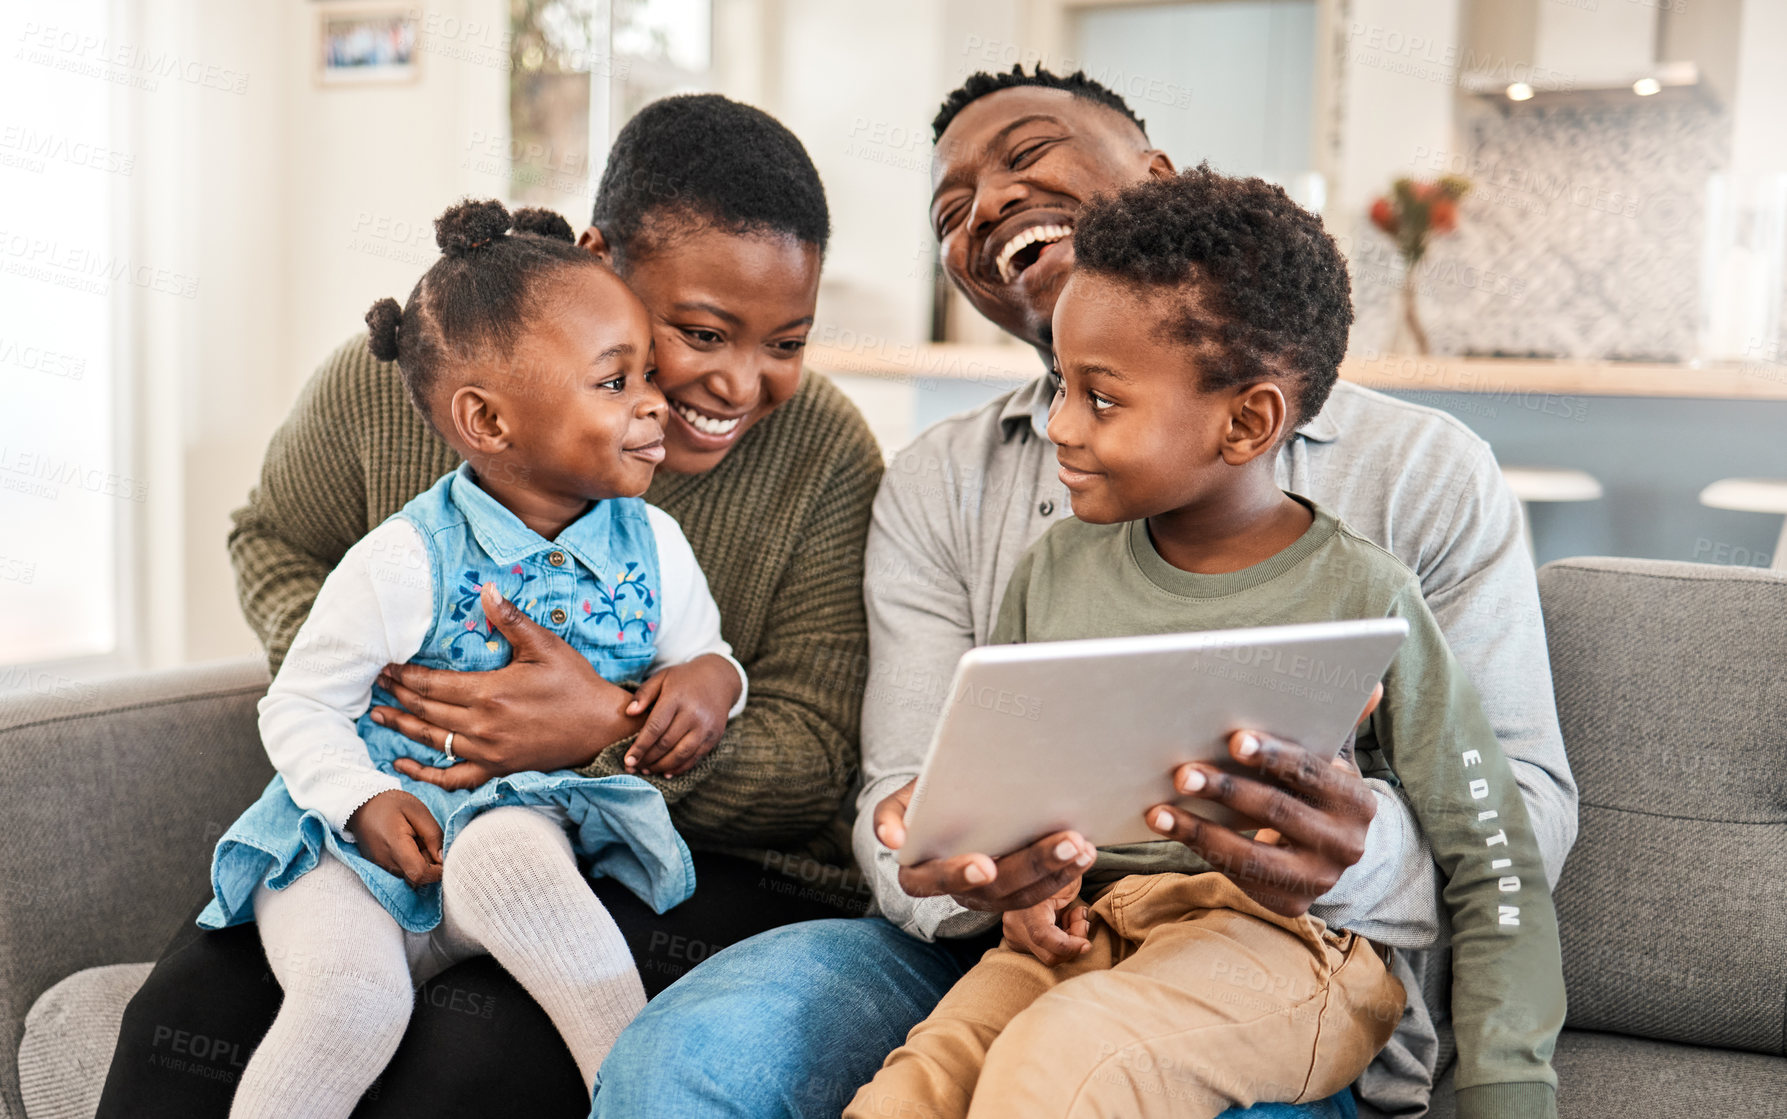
[316,6,420,86]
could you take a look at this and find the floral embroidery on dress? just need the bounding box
[582,560,657,643]
[441,563,539,660]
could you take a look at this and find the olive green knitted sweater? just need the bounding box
[229,335,884,856]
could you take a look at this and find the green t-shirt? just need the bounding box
[991,498,1564,1119]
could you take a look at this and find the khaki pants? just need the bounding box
[845,872,1404,1119]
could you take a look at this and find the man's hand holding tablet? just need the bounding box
[874,700,1378,922]
[875,783,1096,913]
[875,620,1398,922]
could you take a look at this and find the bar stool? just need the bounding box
[1698,478,1787,572]
[1500,466,1604,558]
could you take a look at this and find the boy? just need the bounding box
[848,167,1564,1119]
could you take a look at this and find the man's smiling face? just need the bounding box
[930,86,1173,352]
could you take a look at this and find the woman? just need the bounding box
[97,93,883,1118]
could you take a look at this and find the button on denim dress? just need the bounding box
[201,464,696,933]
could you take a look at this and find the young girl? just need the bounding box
[201,198,747,1119]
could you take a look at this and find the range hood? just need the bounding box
[1459,0,1706,104]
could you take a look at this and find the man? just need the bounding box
[591,68,1576,1119]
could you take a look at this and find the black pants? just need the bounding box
[97,851,873,1118]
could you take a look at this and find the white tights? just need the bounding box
[229,806,645,1119]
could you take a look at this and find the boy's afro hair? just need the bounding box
[932,64,1147,142]
[592,93,829,263]
[1072,164,1353,426]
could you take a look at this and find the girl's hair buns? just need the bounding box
[511,207,576,243]
[362,198,591,421]
[365,296,403,362]
[434,198,513,257]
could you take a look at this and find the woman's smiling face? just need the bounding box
[597,225,822,476]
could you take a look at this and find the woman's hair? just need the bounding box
[590,93,829,266]
[366,198,594,417]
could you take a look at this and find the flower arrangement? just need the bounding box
[1368,175,1471,354]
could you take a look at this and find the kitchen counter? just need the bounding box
[1343,353,1787,401]
[808,343,1787,401]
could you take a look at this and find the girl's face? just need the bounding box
[591,224,823,476]
[450,265,668,513]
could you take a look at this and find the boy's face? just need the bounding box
[474,266,669,503]
[1047,271,1266,525]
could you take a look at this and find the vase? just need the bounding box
[1394,265,1431,356]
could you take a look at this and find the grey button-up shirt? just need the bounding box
[854,373,1576,944]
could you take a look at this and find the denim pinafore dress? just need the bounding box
[200,464,696,933]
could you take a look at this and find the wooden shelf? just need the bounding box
[808,343,1040,385]
[811,343,1787,401]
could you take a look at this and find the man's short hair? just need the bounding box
[1072,164,1354,426]
[932,64,1147,143]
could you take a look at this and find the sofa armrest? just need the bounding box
[0,659,271,1119]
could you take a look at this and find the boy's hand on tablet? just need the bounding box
[874,779,1097,912]
[1003,878,1091,967]
[347,790,444,888]
[1145,683,1384,918]
[623,654,742,776]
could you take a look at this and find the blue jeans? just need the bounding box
[592,916,1356,1119]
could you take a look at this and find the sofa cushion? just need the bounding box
[1537,559,1787,1053]
[1421,1029,1787,1118]
[17,964,150,1119]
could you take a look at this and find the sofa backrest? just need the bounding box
[1539,557,1787,1055]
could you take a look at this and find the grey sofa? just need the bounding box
[3,558,1785,1118]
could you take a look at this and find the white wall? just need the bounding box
[127,0,290,665]
[1730,0,1787,179]
[283,0,509,399]
[1328,0,1460,239]
[129,0,507,667]
[1326,0,1462,354]
[767,0,946,347]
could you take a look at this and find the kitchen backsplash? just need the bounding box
[1349,98,1733,363]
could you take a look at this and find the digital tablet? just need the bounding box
[895,618,1409,866]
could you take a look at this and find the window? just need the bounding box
[506,0,713,215]
[509,0,602,209]
[0,0,131,680]
[610,0,712,123]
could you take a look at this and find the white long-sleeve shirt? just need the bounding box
[258,504,747,835]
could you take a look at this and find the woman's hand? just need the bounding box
[623,654,742,777]
[379,584,645,791]
[1002,877,1091,966]
[348,790,444,888]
